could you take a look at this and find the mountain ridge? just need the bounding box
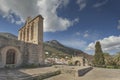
[44,40,93,60]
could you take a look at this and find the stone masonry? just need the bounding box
[0,15,44,68]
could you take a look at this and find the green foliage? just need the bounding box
[106,65,120,69]
[93,41,105,66]
[68,61,73,66]
[103,53,114,65]
[113,53,120,66]
[44,43,71,59]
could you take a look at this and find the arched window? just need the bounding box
[6,49,16,64]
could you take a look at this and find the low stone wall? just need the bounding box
[21,66,92,80]
[61,66,93,77]
[22,70,61,80]
[78,67,93,76]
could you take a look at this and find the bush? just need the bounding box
[68,61,73,66]
[106,65,120,69]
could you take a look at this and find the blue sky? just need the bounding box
[0,0,120,54]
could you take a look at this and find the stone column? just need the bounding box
[25,27,27,42]
[29,25,31,42]
[18,30,21,40]
[23,28,25,41]
[22,30,24,41]
[27,27,29,41]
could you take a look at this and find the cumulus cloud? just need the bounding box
[76,0,87,11]
[62,39,87,49]
[0,0,78,32]
[86,36,120,52]
[75,32,81,36]
[83,30,89,38]
[93,0,108,8]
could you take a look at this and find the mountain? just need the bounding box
[44,40,93,60]
[0,32,17,40]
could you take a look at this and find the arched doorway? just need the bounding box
[0,46,22,68]
[6,49,16,64]
[75,60,81,66]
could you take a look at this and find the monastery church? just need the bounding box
[0,15,44,68]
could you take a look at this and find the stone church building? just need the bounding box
[0,15,44,68]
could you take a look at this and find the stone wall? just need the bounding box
[72,56,88,66]
[0,36,44,68]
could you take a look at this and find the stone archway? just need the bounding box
[6,49,16,64]
[75,60,81,66]
[1,46,22,68]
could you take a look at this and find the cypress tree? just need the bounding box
[94,41,105,66]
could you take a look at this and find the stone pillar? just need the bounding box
[20,30,22,40]
[23,28,25,41]
[29,25,31,42]
[25,28,27,42]
[22,30,24,41]
[27,27,29,41]
[18,30,21,40]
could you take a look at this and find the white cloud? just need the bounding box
[86,36,120,53]
[0,0,78,32]
[76,0,87,11]
[84,33,89,37]
[62,39,87,49]
[75,32,81,36]
[93,0,108,8]
[83,30,89,38]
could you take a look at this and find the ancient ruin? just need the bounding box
[0,15,44,68]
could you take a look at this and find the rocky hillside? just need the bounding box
[44,40,93,60]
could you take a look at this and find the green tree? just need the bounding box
[103,53,114,65]
[113,53,120,66]
[94,41,105,66]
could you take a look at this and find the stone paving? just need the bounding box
[0,65,90,80]
[1,66,119,80]
[45,68,120,80]
[78,68,120,80]
[0,67,59,80]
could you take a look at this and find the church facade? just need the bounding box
[0,15,44,68]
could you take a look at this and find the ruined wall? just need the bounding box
[0,36,43,68]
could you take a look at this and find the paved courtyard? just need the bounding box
[0,67,58,80]
[45,68,120,80]
[0,66,120,80]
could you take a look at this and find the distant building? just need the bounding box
[0,15,44,68]
[45,57,68,65]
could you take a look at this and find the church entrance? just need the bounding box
[6,49,16,64]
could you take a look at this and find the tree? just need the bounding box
[103,53,114,65]
[113,53,120,66]
[94,41,105,66]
